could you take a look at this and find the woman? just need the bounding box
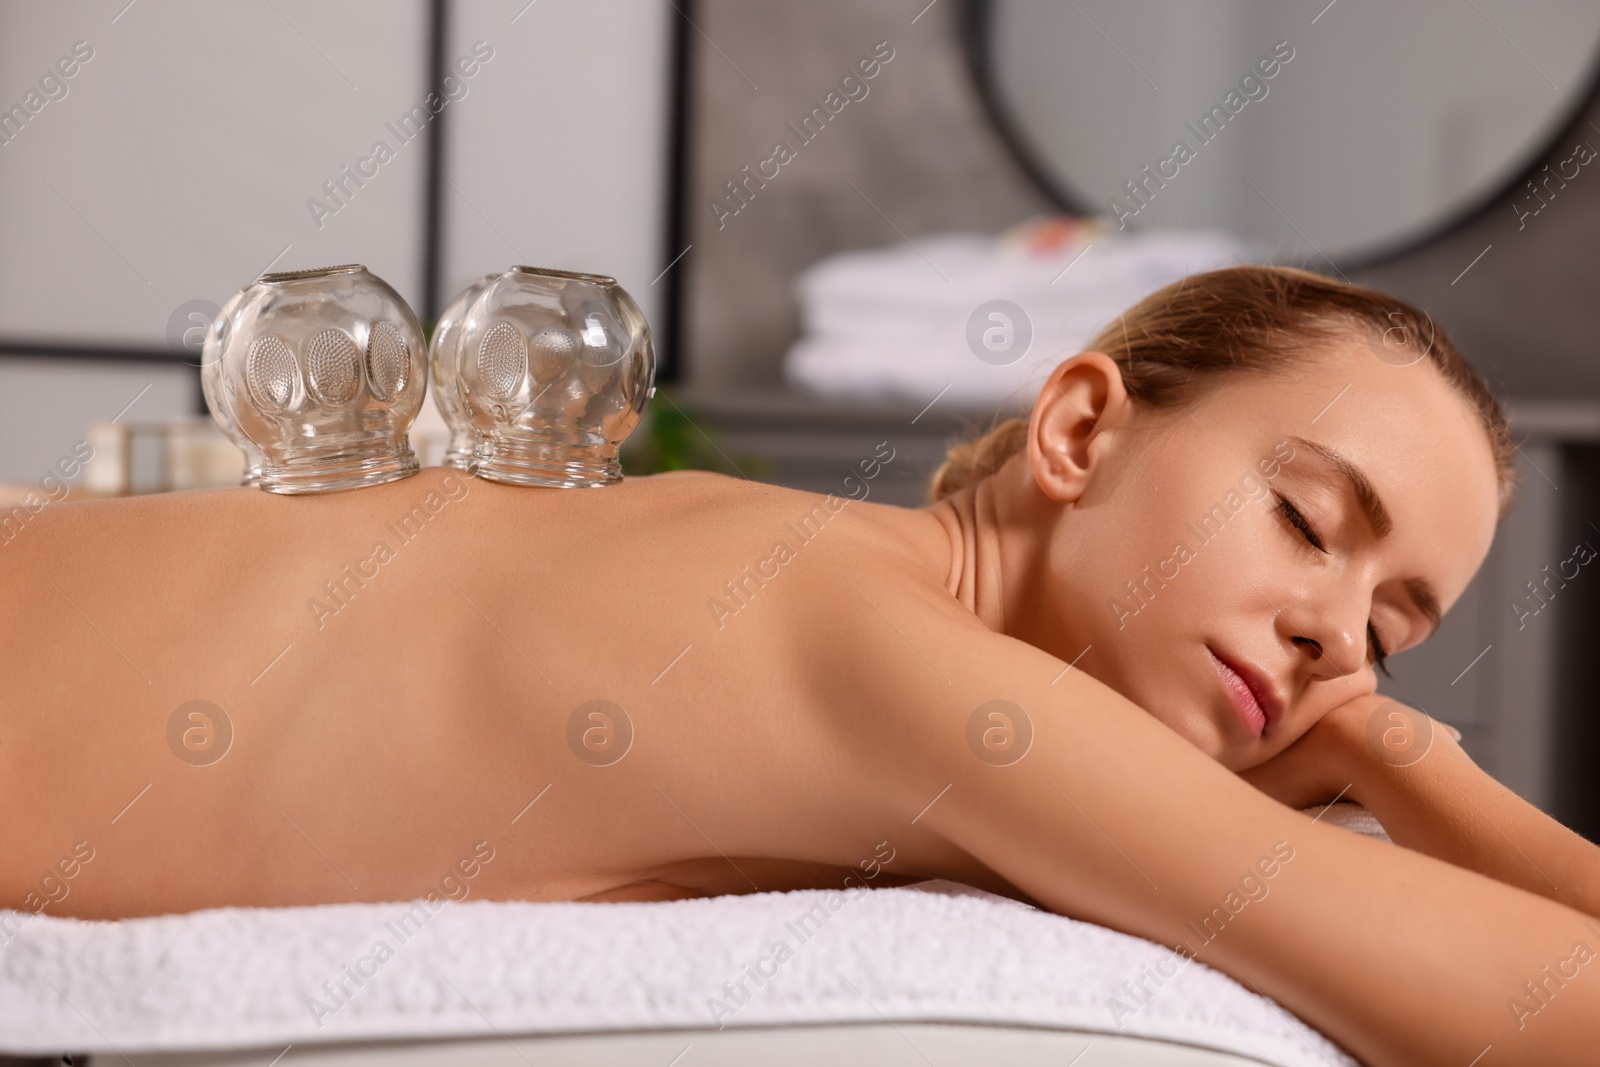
[3,266,1598,1064]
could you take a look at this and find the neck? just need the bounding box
[919,457,1071,654]
[922,472,1013,636]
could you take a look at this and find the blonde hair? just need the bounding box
[929,265,1519,516]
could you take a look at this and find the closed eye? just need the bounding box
[1274,494,1393,678]
[1276,495,1326,553]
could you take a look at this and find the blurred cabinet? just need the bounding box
[653,385,1025,507]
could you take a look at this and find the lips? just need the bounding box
[1207,647,1285,738]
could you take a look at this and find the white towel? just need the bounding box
[0,821,1381,1065]
[783,226,1261,404]
[1307,800,1390,841]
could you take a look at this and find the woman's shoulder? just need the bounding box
[624,471,947,573]
[617,470,967,652]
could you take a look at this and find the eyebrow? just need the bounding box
[1284,435,1443,638]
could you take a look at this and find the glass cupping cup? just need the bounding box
[428,272,498,471]
[204,265,427,494]
[199,288,264,487]
[451,266,655,487]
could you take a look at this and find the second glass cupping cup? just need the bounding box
[203,265,426,494]
[431,266,656,487]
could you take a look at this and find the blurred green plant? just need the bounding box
[620,391,769,479]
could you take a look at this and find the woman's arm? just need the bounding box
[822,588,1600,1067]
[1247,694,1600,922]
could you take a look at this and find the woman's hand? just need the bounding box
[1237,693,1461,811]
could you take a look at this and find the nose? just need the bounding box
[1278,583,1369,680]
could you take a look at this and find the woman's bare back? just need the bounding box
[0,465,993,916]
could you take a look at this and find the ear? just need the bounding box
[1026,351,1133,504]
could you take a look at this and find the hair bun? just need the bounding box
[930,417,1029,502]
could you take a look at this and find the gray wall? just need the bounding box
[0,0,673,485]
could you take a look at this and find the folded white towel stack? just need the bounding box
[783,217,1261,406]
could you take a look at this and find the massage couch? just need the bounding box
[0,805,1384,1066]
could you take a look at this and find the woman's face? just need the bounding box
[1012,338,1502,771]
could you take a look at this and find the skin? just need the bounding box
[3,334,1600,1064]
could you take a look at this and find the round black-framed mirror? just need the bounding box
[963,0,1600,271]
